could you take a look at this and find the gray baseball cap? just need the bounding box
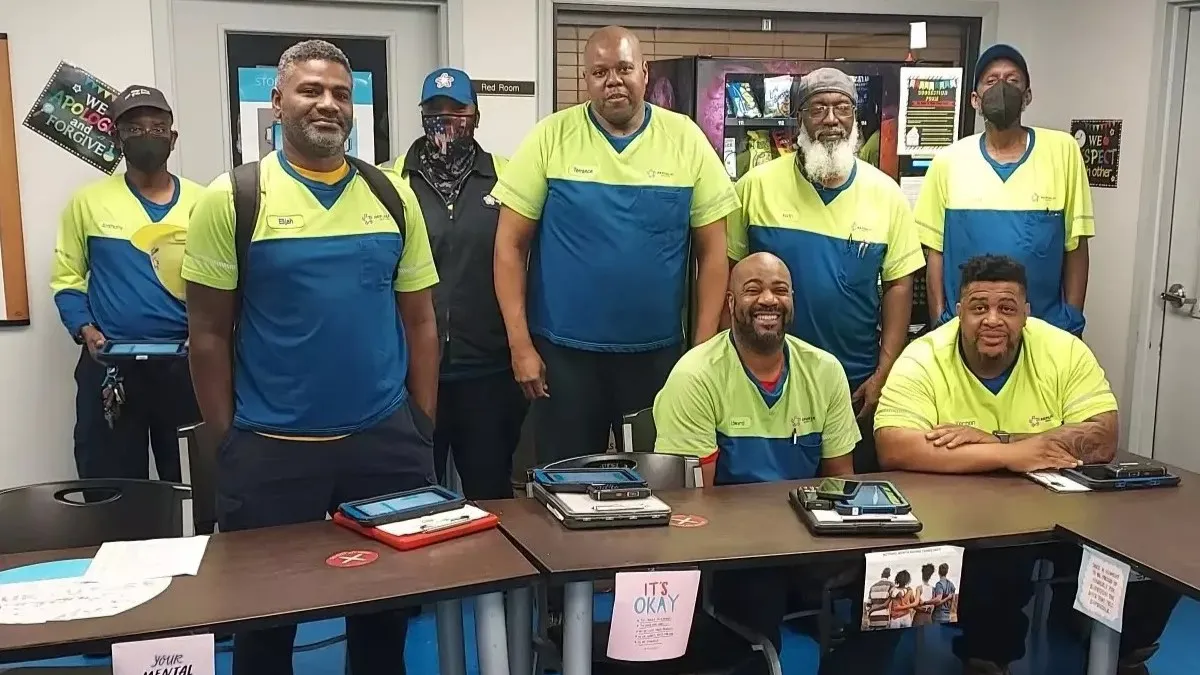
[794,68,859,109]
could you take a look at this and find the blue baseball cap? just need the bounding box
[420,68,476,106]
[974,44,1030,88]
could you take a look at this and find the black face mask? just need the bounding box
[122,136,171,172]
[980,81,1025,130]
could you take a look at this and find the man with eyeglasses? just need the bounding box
[51,85,202,482]
[726,67,923,473]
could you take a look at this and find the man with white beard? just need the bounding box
[727,67,923,473]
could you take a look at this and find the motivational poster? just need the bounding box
[1071,119,1122,188]
[22,61,122,174]
[1073,545,1130,632]
[606,569,700,661]
[112,633,215,675]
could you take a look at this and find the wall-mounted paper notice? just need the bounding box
[1074,545,1129,632]
[910,22,928,50]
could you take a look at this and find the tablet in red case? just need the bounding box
[332,510,500,551]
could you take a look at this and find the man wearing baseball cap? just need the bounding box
[916,44,1094,339]
[727,67,923,473]
[51,84,202,483]
[386,68,527,500]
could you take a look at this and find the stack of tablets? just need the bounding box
[790,478,923,536]
[332,486,499,551]
[530,468,672,530]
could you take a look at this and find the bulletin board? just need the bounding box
[0,35,30,326]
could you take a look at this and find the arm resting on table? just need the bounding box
[876,427,1009,474]
[1013,411,1117,464]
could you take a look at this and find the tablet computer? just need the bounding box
[531,467,648,493]
[532,483,670,530]
[1061,464,1181,491]
[832,481,912,516]
[338,486,466,527]
[789,488,923,536]
[98,340,187,361]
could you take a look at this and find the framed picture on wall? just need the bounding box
[0,34,31,326]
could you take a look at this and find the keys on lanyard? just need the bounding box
[101,365,125,429]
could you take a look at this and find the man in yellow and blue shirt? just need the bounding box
[915,44,1094,336]
[654,252,897,674]
[875,254,1177,675]
[728,68,924,473]
[182,40,438,675]
[492,25,738,462]
[52,85,201,483]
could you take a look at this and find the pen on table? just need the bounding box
[419,514,471,531]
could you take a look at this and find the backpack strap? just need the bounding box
[347,155,407,242]
[230,160,261,313]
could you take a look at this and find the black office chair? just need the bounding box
[0,479,189,556]
[618,407,657,454]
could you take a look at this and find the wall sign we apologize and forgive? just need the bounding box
[22,60,122,174]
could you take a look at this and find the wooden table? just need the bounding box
[0,521,538,675]
[482,472,1072,675]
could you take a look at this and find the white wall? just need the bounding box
[0,0,157,489]
[460,0,540,156]
[993,0,1160,413]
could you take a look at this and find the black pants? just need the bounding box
[433,370,528,500]
[851,397,880,474]
[710,565,900,674]
[73,348,198,482]
[532,337,680,464]
[953,544,1181,665]
[216,400,435,675]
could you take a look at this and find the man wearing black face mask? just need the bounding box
[386,68,527,500]
[51,85,202,482]
[915,44,1095,339]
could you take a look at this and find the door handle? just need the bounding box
[1161,283,1198,309]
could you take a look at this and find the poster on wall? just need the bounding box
[22,61,122,174]
[0,35,31,324]
[897,67,963,158]
[236,66,375,165]
[1071,119,1122,189]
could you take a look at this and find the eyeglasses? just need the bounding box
[118,124,171,138]
[802,103,856,121]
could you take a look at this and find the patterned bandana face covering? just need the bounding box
[419,113,478,200]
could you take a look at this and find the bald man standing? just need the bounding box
[654,252,900,673]
[493,26,738,462]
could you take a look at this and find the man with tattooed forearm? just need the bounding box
[872,255,1178,675]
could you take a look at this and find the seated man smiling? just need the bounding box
[875,254,1179,675]
[653,252,898,674]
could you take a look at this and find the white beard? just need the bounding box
[796,124,859,185]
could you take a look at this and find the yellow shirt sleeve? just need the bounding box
[50,192,94,335]
[819,358,860,458]
[913,154,948,252]
[881,185,926,282]
[685,119,740,228]
[181,174,238,291]
[726,175,751,261]
[1064,139,1096,252]
[489,118,551,221]
[1061,338,1118,423]
[389,176,439,293]
[652,367,718,461]
[874,344,940,431]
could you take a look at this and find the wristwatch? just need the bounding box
[75,323,96,344]
[992,430,1011,444]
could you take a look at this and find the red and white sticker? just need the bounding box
[669,514,709,528]
[325,550,379,568]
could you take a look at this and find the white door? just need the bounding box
[163,0,440,185]
[1152,8,1200,472]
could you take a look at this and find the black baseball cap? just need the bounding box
[974,44,1030,88]
[109,85,173,122]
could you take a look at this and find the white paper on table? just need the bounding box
[0,577,171,625]
[377,504,490,536]
[84,535,210,583]
[899,176,924,209]
[607,569,701,661]
[112,633,215,675]
[1074,545,1129,632]
[1027,471,1091,493]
